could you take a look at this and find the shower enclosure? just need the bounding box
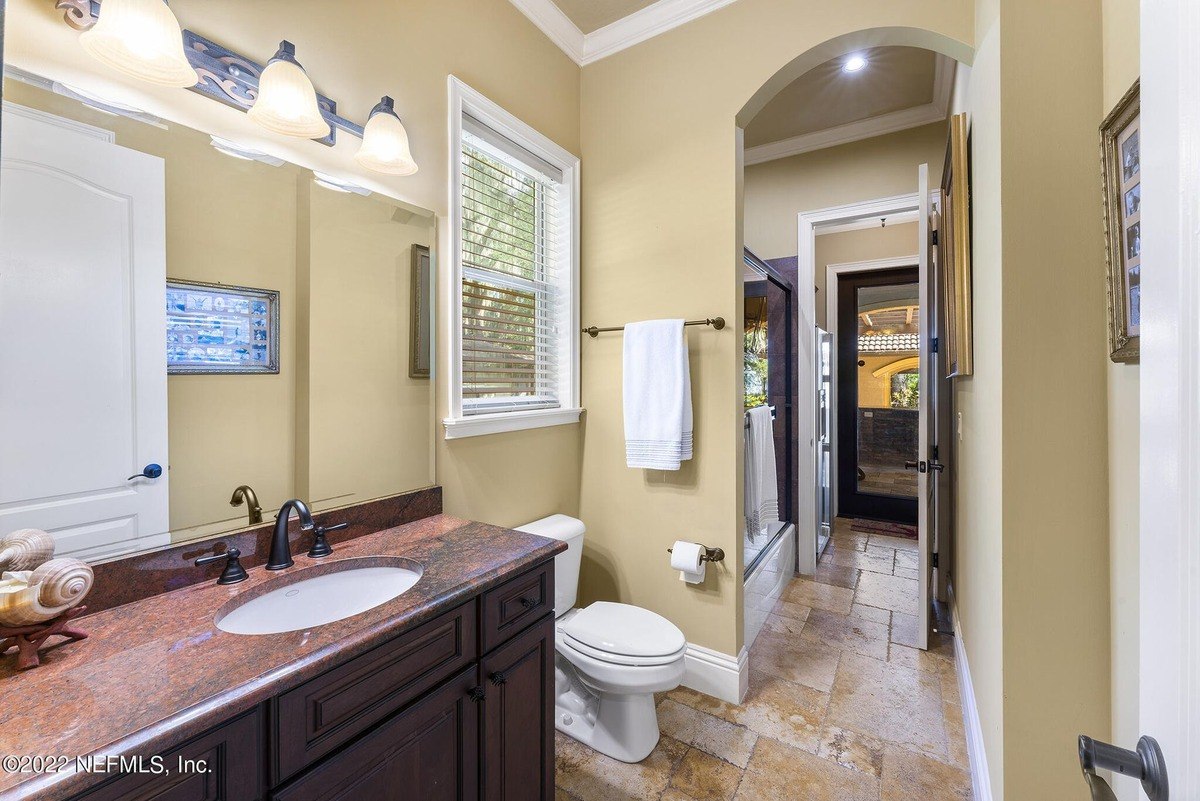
[743,249,796,575]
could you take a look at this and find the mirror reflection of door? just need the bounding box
[836,267,919,524]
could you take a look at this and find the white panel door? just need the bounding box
[916,163,932,651]
[0,105,169,560]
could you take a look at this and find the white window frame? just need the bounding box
[443,77,581,440]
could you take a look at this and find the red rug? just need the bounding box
[849,518,918,540]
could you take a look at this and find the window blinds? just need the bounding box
[459,121,568,415]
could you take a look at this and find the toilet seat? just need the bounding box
[559,601,686,665]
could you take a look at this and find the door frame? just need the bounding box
[796,192,922,574]
[832,264,920,524]
[825,255,920,527]
[1140,0,1200,793]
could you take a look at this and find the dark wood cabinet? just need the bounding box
[72,708,263,801]
[272,666,480,801]
[66,560,555,801]
[481,615,555,801]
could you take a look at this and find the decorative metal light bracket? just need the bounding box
[54,0,365,146]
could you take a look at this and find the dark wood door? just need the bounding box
[72,708,264,801]
[272,666,480,801]
[481,615,555,801]
[836,266,920,524]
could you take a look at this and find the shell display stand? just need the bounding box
[0,606,89,670]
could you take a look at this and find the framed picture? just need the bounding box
[1101,79,1140,363]
[939,112,973,377]
[166,280,280,374]
[409,244,432,379]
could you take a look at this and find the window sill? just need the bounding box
[442,407,583,440]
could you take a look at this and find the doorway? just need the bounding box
[835,266,920,524]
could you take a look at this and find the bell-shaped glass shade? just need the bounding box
[355,97,418,176]
[247,42,330,140]
[79,0,198,88]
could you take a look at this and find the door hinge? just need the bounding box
[931,444,940,460]
[931,553,939,569]
[931,230,939,246]
[931,337,939,353]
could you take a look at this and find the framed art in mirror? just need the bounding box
[410,244,431,379]
[939,112,973,377]
[166,280,280,374]
[1101,79,1141,363]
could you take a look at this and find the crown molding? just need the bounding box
[509,0,739,66]
[508,0,586,63]
[744,54,957,166]
[581,0,739,64]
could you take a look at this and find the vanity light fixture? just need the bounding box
[313,171,373,196]
[355,96,418,176]
[78,0,198,88]
[842,54,869,73]
[57,3,418,177]
[247,41,330,140]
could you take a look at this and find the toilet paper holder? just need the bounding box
[667,545,725,564]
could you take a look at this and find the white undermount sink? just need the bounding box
[215,557,423,635]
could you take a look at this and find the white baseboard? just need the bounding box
[682,643,748,704]
[951,602,994,801]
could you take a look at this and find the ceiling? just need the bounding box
[551,0,661,33]
[744,46,955,165]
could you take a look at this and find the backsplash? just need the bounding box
[84,487,442,615]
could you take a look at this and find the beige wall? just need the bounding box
[815,223,919,328]
[4,0,584,533]
[953,1,1113,798]
[745,124,947,260]
[1102,0,1141,796]
[579,2,974,659]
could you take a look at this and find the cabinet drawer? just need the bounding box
[480,561,553,653]
[72,707,264,801]
[273,601,476,783]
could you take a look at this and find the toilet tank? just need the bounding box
[514,514,585,615]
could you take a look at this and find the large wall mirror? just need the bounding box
[0,40,436,562]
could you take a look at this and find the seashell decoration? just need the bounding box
[0,529,56,572]
[0,558,94,627]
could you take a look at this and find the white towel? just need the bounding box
[623,319,693,470]
[744,405,779,540]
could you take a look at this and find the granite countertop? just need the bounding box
[0,514,564,801]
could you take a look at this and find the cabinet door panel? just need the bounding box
[73,708,263,801]
[482,615,554,801]
[273,666,479,801]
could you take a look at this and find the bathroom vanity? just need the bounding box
[0,513,563,801]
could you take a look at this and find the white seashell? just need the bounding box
[0,529,55,572]
[0,558,92,626]
[30,559,93,608]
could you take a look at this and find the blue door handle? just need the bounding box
[127,464,163,481]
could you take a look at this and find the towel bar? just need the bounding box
[581,317,725,338]
[744,405,777,428]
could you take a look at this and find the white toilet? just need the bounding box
[515,514,687,763]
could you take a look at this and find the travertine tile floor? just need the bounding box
[555,518,972,801]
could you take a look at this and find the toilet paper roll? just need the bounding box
[671,541,706,584]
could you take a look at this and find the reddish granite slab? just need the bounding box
[0,513,563,801]
[84,486,442,615]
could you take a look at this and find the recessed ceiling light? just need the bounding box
[842,55,868,73]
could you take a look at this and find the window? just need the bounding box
[444,79,580,439]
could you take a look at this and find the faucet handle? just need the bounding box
[308,522,348,558]
[195,547,249,585]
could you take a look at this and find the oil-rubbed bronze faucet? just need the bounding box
[230,485,263,526]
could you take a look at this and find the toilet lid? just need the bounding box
[560,601,686,658]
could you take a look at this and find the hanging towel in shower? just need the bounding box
[623,319,693,470]
[744,405,779,540]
